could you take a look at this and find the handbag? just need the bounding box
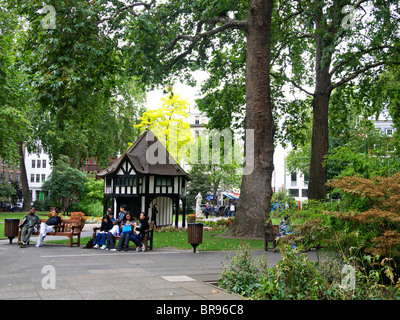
[122,224,132,234]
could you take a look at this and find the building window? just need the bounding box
[32,160,35,168]
[386,129,393,136]
[42,160,47,168]
[195,116,200,124]
[41,174,46,182]
[115,176,138,186]
[36,174,40,183]
[37,160,41,168]
[156,176,173,187]
[302,189,308,198]
[31,174,35,183]
[289,189,299,197]
[291,172,297,186]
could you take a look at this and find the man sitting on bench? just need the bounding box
[35,209,62,247]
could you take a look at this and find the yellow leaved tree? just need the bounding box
[135,91,194,164]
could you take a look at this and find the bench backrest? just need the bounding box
[61,219,83,232]
[39,218,83,232]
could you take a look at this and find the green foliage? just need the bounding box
[251,245,390,300]
[72,177,104,217]
[219,243,267,297]
[42,155,88,212]
[0,182,16,201]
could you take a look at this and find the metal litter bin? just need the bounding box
[187,223,203,253]
[4,218,20,244]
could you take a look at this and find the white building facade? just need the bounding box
[25,145,52,204]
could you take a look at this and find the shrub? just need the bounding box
[328,173,400,273]
[219,242,267,297]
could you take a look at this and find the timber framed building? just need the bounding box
[97,130,190,227]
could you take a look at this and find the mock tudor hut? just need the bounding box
[97,130,190,227]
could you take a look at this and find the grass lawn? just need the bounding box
[1,212,269,251]
[44,229,266,251]
[0,212,49,238]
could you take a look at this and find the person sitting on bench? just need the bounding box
[35,209,62,247]
[19,207,41,248]
[129,212,149,252]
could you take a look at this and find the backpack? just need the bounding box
[82,238,94,249]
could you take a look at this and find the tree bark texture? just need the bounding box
[229,0,275,238]
[307,11,333,200]
[18,141,31,211]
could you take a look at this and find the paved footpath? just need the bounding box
[0,222,320,301]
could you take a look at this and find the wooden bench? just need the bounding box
[92,221,155,251]
[18,218,84,247]
[264,223,279,251]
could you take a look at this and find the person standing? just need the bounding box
[35,209,62,247]
[19,207,41,247]
[117,204,127,221]
[151,204,158,228]
[230,203,235,217]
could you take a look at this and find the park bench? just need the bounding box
[92,221,155,251]
[264,221,321,252]
[264,223,279,251]
[18,219,84,247]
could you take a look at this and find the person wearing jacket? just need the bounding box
[117,212,135,252]
[35,209,62,247]
[129,212,149,252]
[93,214,113,249]
[106,220,121,251]
[19,207,41,248]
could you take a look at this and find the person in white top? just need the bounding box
[230,203,235,217]
[106,221,121,251]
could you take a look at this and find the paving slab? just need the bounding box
[0,231,320,302]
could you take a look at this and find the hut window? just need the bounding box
[116,176,138,186]
[156,176,173,187]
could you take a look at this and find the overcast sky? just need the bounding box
[145,70,209,112]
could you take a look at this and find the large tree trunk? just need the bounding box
[308,89,331,200]
[307,11,333,201]
[228,0,275,238]
[17,141,31,211]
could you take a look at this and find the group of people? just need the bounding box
[18,207,61,248]
[92,204,149,252]
[204,203,236,218]
[18,203,155,252]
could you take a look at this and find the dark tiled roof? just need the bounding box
[97,130,190,178]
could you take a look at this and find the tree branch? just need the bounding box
[270,72,314,96]
[329,45,395,77]
[97,0,155,22]
[167,17,247,67]
[331,61,386,90]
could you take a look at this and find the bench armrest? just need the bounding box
[53,225,63,232]
[71,225,83,233]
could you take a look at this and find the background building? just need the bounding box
[25,145,52,204]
